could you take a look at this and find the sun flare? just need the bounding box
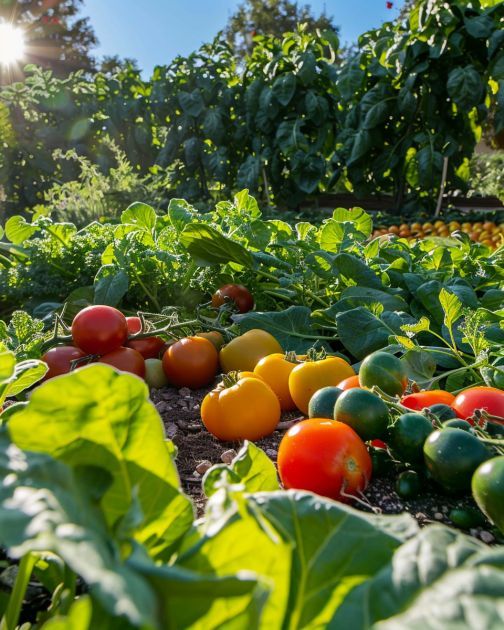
[0,23,26,66]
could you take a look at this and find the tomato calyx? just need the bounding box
[305,347,327,362]
[221,371,242,388]
[284,350,302,364]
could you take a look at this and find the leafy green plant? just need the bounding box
[0,369,502,628]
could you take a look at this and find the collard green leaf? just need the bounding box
[94,266,129,307]
[181,490,417,629]
[180,223,255,268]
[332,253,383,289]
[401,350,436,385]
[331,207,373,238]
[332,525,504,629]
[168,198,198,232]
[121,202,157,231]
[336,308,415,360]
[203,442,279,498]
[0,434,157,628]
[233,306,330,353]
[1,359,47,401]
[8,365,193,560]
[5,216,39,244]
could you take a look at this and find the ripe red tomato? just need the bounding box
[401,390,455,411]
[211,284,254,313]
[277,419,372,502]
[452,387,504,422]
[72,305,128,355]
[162,336,218,389]
[126,316,142,334]
[337,375,361,391]
[127,336,165,360]
[98,347,145,377]
[41,346,87,380]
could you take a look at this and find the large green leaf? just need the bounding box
[203,442,280,498]
[332,253,383,289]
[121,202,157,231]
[8,365,193,559]
[233,306,330,353]
[336,308,415,360]
[332,525,504,629]
[5,216,39,244]
[447,65,483,110]
[94,265,129,306]
[180,223,255,268]
[272,74,297,106]
[321,287,408,315]
[0,434,157,628]
[181,490,417,629]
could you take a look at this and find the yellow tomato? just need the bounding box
[254,353,300,411]
[219,329,283,373]
[201,376,281,441]
[289,356,355,415]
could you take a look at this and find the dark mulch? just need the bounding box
[150,384,500,545]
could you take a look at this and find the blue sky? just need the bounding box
[85,0,406,75]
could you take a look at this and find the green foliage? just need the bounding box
[0,373,502,628]
[1,0,502,214]
[336,0,504,210]
[469,151,504,201]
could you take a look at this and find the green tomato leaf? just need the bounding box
[439,287,463,332]
[5,216,39,244]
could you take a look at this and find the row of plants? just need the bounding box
[1,0,503,214]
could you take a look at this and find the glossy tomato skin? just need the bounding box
[196,331,225,351]
[127,336,165,360]
[254,353,299,411]
[359,351,408,396]
[126,316,142,334]
[72,305,128,355]
[98,347,145,377]
[277,419,372,502]
[289,357,355,415]
[163,336,218,389]
[334,388,389,441]
[220,329,282,373]
[337,375,361,391]
[452,387,504,422]
[41,346,87,380]
[201,376,280,441]
[211,284,254,313]
[401,390,456,412]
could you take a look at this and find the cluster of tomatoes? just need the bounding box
[372,219,503,249]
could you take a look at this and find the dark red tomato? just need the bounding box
[126,316,142,335]
[72,305,128,355]
[41,346,87,380]
[211,284,254,314]
[98,347,145,378]
[401,390,456,412]
[452,387,504,423]
[370,439,388,449]
[162,336,218,389]
[277,419,372,502]
[127,336,165,360]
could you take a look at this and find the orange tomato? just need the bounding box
[201,376,281,441]
[254,353,301,411]
[289,355,355,415]
[162,336,218,389]
[337,375,361,390]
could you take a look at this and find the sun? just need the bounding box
[0,23,26,66]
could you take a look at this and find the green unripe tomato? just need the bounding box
[390,413,434,463]
[428,403,457,421]
[308,386,342,419]
[334,388,389,441]
[359,351,408,396]
[448,506,485,530]
[442,419,474,432]
[424,428,490,494]
[472,456,504,534]
[144,358,169,389]
[396,470,421,499]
